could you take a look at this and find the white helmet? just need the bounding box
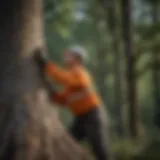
[69,46,88,63]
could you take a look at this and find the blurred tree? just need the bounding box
[0,0,92,159]
[90,0,110,108]
[150,0,160,127]
[100,0,124,137]
[137,0,160,128]
[121,0,141,138]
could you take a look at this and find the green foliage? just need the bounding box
[45,0,74,37]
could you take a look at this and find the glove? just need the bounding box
[34,48,49,69]
[44,78,56,96]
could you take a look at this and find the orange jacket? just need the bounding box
[45,62,101,115]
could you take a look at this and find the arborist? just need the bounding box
[35,46,109,160]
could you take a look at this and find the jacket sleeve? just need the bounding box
[45,63,85,87]
[51,90,67,105]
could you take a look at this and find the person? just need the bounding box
[35,46,109,160]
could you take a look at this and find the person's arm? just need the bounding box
[45,63,84,87]
[51,90,67,105]
[44,79,67,106]
[34,51,85,87]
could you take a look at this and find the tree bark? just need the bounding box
[120,0,140,138]
[0,0,92,160]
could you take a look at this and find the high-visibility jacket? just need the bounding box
[45,62,101,115]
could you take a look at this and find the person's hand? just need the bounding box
[44,78,56,95]
[34,48,49,69]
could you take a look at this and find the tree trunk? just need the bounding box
[121,0,140,138]
[0,0,92,160]
[100,0,124,136]
[152,2,160,128]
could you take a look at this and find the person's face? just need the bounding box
[63,50,76,66]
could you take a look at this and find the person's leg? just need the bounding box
[69,116,85,141]
[85,108,109,160]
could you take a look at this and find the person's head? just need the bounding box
[63,46,87,67]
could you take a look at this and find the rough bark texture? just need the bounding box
[0,0,92,160]
[121,0,140,138]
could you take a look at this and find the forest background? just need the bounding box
[44,0,160,159]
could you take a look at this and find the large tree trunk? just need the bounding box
[121,0,140,138]
[0,1,92,160]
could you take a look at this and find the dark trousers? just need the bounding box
[69,107,109,160]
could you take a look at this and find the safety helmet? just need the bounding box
[69,46,88,63]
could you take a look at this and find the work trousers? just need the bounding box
[69,107,109,160]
